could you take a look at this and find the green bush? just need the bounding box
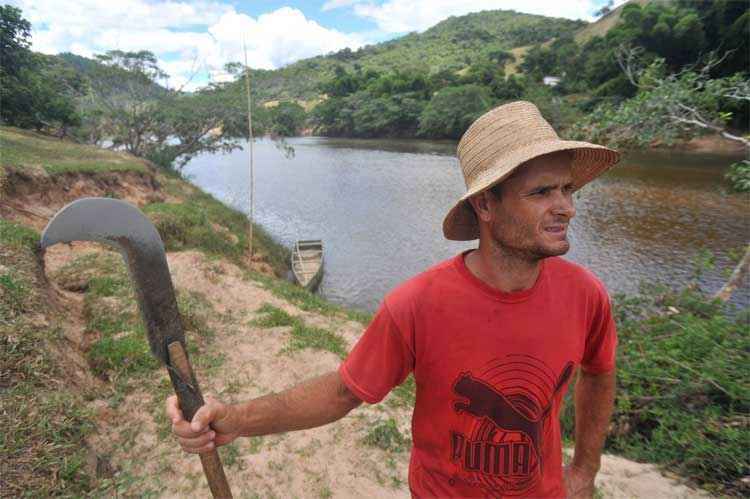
[725,160,750,192]
[562,283,749,494]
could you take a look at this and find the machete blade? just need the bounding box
[41,197,184,364]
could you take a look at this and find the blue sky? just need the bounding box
[10,0,623,90]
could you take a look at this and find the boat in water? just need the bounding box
[291,239,324,292]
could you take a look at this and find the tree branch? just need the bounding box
[714,244,750,302]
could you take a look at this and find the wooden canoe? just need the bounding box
[291,239,324,292]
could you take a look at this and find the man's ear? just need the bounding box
[467,191,493,223]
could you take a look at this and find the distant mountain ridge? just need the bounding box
[248,9,587,102]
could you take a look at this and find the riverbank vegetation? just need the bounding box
[559,277,750,496]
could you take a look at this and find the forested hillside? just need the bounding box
[249,10,584,102]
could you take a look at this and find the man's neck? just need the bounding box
[464,243,542,293]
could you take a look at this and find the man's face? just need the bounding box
[480,152,576,260]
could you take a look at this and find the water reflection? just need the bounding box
[184,138,748,312]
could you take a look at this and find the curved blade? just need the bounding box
[41,197,183,364]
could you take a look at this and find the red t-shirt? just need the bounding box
[339,251,617,498]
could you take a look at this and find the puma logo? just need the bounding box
[452,362,574,462]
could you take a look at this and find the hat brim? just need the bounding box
[442,139,620,241]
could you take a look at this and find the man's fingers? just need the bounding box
[178,429,216,450]
[166,395,231,453]
[191,401,220,432]
[172,418,210,438]
[165,395,184,423]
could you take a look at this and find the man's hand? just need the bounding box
[164,371,361,454]
[563,463,596,499]
[166,395,242,454]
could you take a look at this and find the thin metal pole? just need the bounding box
[243,39,254,259]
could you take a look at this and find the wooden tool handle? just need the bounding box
[167,341,233,499]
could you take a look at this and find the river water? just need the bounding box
[183,137,749,313]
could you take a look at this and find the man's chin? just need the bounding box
[537,241,570,258]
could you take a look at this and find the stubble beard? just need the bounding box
[489,217,570,262]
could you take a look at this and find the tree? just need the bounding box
[269,101,306,137]
[309,95,353,137]
[144,84,246,170]
[614,47,750,148]
[594,0,614,19]
[520,45,558,81]
[492,75,526,101]
[82,50,168,155]
[571,48,750,193]
[418,85,494,139]
[461,59,505,86]
[0,5,31,78]
[0,6,82,131]
[80,50,258,171]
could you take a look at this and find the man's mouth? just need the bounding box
[544,224,567,235]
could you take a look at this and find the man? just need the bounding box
[166,101,619,498]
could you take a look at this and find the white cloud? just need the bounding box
[10,0,364,91]
[213,8,364,68]
[353,0,601,33]
[322,0,362,11]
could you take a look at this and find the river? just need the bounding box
[183,137,749,313]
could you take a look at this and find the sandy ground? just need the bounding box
[45,248,713,498]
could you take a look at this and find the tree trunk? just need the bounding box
[714,243,750,302]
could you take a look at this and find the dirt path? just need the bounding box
[47,248,711,498]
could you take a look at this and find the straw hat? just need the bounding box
[443,101,620,241]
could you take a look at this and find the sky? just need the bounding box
[9,0,625,91]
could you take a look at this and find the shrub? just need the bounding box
[725,160,750,193]
[562,283,749,494]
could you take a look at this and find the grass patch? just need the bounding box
[0,217,39,250]
[59,253,218,384]
[0,271,29,316]
[220,442,244,469]
[64,253,159,382]
[252,303,348,358]
[247,436,264,455]
[562,283,749,495]
[52,251,129,296]
[387,374,416,409]
[252,303,296,328]
[286,323,348,359]
[247,271,372,324]
[88,330,158,378]
[0,126,148,175]
[143,193,290,276]
[1,219,99,495]
[177,289,216,341]
[363,419,408,453]
[2,386,96,496]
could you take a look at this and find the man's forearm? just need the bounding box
[572,368,616,473]
[233,370,362,437]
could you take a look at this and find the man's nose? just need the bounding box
[553,191,576,220]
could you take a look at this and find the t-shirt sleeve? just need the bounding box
[338,301,415,404]
[580,281,618,374]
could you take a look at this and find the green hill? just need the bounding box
[249,9,586,102]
